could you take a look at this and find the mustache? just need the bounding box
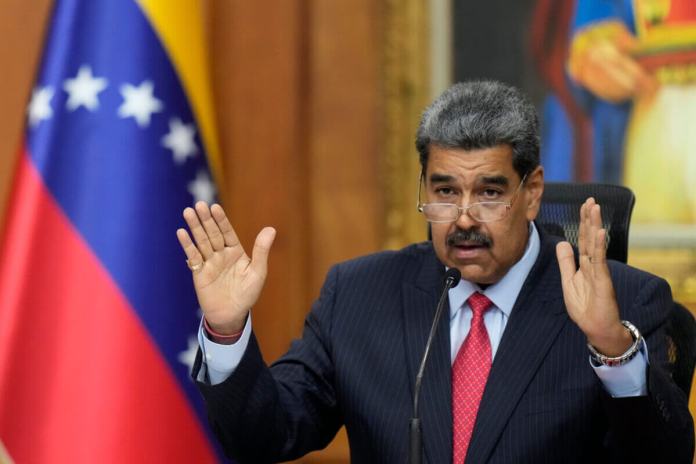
[446,228,493,247]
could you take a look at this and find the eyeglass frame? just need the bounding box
[416,171,528,223]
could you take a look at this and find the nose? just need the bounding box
[454,204,479,229]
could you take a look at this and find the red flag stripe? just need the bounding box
[0,151,216,463]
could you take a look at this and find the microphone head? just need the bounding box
[444,268,461,287]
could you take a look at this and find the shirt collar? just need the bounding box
[448,221,541,319]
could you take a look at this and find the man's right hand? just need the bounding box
[176,201,276,335]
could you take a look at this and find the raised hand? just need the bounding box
[176,202,276,335]
[555,198,632,356]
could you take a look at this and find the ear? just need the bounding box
[524,166,544,221]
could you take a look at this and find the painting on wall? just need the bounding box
[454,0,696,223]
[452,0,696,306]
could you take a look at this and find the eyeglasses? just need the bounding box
[417,173,527,223]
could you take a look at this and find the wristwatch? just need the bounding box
[587,320,643,367]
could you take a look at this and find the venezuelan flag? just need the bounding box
[0,1,222,461]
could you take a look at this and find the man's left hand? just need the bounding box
[556,198,633,356]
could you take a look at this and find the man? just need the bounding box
[177,81,694,463]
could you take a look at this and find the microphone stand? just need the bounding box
[409,268,461,464]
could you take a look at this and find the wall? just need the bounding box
[0,1,429,461]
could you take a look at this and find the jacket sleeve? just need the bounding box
[193,265,342,463]
[602,273,694,463]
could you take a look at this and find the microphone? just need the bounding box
[409,267,461,464]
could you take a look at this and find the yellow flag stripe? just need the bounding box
[135,0,224,192]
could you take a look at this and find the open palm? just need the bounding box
[176,202,276,335]
[555,198,631,356]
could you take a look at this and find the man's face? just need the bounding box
[425,144,544,284]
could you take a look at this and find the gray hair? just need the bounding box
[415,80,540,178]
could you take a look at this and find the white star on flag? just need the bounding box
[117,80,163,128]
[178,336,199,372]
[188,170,216,204]
[162,118,198,164]
[27,86,54,127]
[63,65,108,111]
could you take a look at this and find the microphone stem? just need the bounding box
[410,274,457,464]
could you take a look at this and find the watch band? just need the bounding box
[587,320,643,367]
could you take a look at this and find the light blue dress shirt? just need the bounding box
[199,222,647,397]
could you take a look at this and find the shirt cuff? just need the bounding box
[197,313,252,385]
[590,341,649,397]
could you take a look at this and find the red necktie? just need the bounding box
[452,292,494,463]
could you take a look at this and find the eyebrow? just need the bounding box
[428,173,456,183]
[479,175,509,187]
[428,173,510,187]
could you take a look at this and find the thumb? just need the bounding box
[250,226,276,277]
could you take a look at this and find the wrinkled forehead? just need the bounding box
[424,144,519,186]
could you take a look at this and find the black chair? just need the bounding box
[537,182,635,263]
[537,182,695,397]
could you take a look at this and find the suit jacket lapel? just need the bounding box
[465,233,569,463]
[402,246,452,464]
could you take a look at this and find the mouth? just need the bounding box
[450,242,488,259]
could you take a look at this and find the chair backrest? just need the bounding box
[536,182,635,263]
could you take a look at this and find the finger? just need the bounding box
[250,227,277,278]
[577,198,590,256]
[183,206,214,259]
[195,201,225,251]
[176,228,204,273]
[586,200,598,263]
[210,203,242,249]
[590,203,606,262]
[556,241,577,287]
[579,198,597,275]
[591,228,614,291]
[590,202,604,234]
[590,205,610,269]
[592,227,608,265]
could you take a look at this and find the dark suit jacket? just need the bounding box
[194,231,694,463]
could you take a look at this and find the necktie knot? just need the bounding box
[467,292,493,317]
